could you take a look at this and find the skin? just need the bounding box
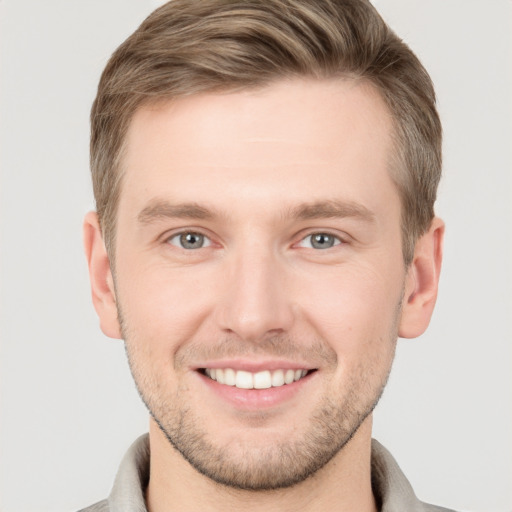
[84,78,444,512]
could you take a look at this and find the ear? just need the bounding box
[83,211,122,339]
[399,217,445,338]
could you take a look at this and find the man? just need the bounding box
[81,0,450,510]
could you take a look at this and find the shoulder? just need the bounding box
[371,439,460,512]
[77,499,109,512]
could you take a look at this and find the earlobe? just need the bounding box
[398,217,444,339]
[83,211,122,339]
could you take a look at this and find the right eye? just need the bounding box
[167,232,212,250]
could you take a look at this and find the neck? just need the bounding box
[145,416,377,512]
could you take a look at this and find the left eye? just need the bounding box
[298,233,342,250]
[167,232,212,250]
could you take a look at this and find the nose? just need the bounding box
[215,244,295,342]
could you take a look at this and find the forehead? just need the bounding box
[120,78,397,217]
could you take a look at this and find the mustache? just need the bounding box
[173,334,338,370]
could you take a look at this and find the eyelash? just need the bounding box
[165,230,345,251]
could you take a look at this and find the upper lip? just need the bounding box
[193,359,317,372]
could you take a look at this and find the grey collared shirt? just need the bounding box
[79,435,456,512]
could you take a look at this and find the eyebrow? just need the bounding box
[137,201,215,224]
[289,200,375,222]
[137,198,375,225]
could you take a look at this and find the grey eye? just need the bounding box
[168,232,211,249]
[299,233,341,249]
[311,233,336,249]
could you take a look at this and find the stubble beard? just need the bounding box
[151,370,390,491]
[121,319,398,491]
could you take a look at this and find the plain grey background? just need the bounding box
[1,1,511,511]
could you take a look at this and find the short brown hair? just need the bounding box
[90,0,441,264]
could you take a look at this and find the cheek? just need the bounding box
[116,260,217,347]
[295,262,403,353]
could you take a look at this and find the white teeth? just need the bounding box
[235,370,253,389]
[284,369,295,384]
[271,369,285,387]
[253,371,272,389]
[224,368,236,386]
[204,367,310,389]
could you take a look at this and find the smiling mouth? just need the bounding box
[200,368,316,389]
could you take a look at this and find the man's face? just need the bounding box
[113,79,407,489]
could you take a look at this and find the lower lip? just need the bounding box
[197,371,315,410]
